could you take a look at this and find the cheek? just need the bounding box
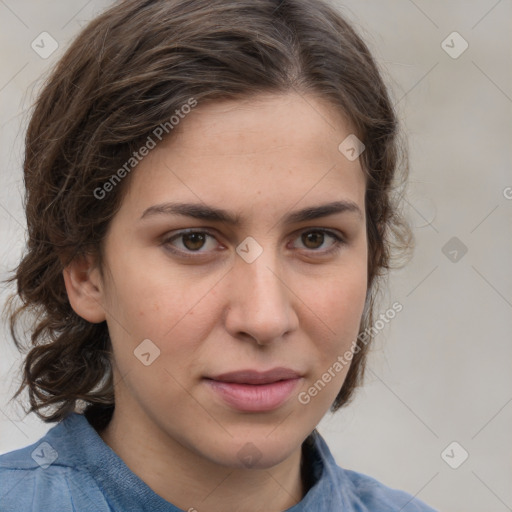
[312,263,367,345]
[104,272,215,406]
[297,267,367,409]
[104,256,221,369]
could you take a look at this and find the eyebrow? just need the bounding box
[139,200,363,225]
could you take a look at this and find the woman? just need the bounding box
[0,0,436,510]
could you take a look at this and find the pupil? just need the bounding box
[304,232,323,249]
[184,233,205,251]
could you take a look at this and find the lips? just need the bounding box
[204,367,303,412]
[208,367,302,385]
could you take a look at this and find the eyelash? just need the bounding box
[161,228,346,259]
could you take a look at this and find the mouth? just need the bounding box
[208,367,302,385]
[204,367,303,412]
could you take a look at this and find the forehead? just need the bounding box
[119,92,366,223]
[167,92,357,157]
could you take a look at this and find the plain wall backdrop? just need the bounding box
[0,1,511,511]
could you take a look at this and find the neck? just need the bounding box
[97,405,307,511]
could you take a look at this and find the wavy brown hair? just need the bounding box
[2,0,412,430]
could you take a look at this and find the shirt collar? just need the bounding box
[48,412,343,510]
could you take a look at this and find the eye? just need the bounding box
[290,229,345,254]
[162,229,219,256]
[162,228,346,259]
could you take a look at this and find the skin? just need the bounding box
[63,92,368,512]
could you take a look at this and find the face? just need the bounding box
[78,92,367,470]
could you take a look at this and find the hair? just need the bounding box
[2,0,413,430]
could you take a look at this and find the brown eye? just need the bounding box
[292,229,345,254]
[181,232,207,251]
[162,230,219,256]
[302,231,325,250]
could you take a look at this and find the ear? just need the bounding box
[62,252,107,323]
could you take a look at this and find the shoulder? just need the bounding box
[0,414,110,512]
[308,431,438,511]
[337,467,438,511]
[0,441,76,512]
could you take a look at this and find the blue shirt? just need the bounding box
[0,412,437,511]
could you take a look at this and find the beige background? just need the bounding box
[1,1,511,511]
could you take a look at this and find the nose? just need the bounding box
[224,247,298,345]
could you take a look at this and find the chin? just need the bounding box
[211,432,303,471]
